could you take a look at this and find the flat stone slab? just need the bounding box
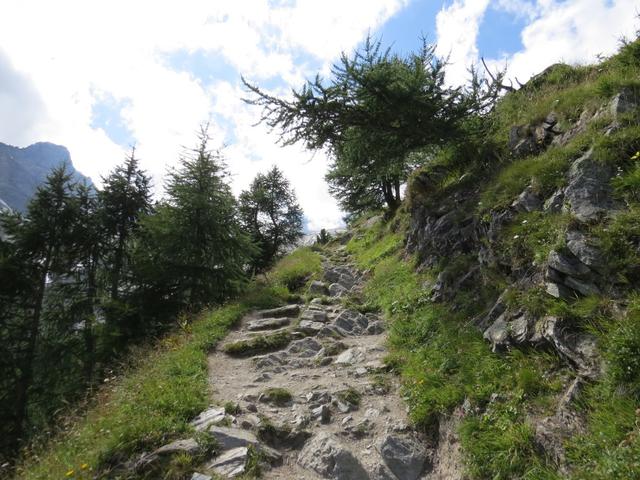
[335,347,367,365]
[208,447,248,478]
[300,309,329,323]
[207,426,259,450]
[298,432,369,479]
[155,438,199,456]
[246,317,291,331]
[297,320,326,335]
[287,337,323,357]
[191,474,212,480]
[378,434,428,480]
[256,304,300,319]
[191,407,226,431]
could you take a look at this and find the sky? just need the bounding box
[0,0,638,231]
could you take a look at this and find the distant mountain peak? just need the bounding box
[0,141,91,212]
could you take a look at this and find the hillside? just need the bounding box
[0,141,92,212]
[12,39,640,480]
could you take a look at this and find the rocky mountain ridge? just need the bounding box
[0,141,91,212]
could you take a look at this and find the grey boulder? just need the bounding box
[208,447,248,478]
[297,432,369,479]
[378,434,427,480]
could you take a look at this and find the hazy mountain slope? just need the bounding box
[0,141,92,212]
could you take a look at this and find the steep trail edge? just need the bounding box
[199,247,435,479]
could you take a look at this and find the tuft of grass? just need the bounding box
[270,247,322,292]
[222,330,293,357]
[242,445,264,478]
[459,402,559,480]
[498,211,572,268]
[606,294,640,394]
[613,159,640,203]
[346,217,404,270]
[224,402,241,416]
[564,294,640,478]
[335,387,362,407]
[593,206,640,282]
[260,388,292,406]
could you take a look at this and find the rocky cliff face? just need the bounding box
[0,141,91,212]
[404,85,640,473]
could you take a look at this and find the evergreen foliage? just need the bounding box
[239,165,304,272]
[243,36,498,214]
[0,127,284,465]
[100,147,152,303]
[135,127,255,309]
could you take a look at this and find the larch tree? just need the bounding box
[239,165,304,272]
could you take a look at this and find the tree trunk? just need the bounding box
[110,232,125,301]
[382,180,399,211]
[14,251,50,442]
[83,255,98,384]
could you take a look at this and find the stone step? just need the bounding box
[246,317,292,331]
[222,330,298,358]
[256,304,301,319]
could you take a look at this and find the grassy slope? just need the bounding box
[345,40,640,480]
[16,248,321,480]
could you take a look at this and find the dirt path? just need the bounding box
[201,248,431,479]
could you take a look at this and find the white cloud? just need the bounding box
[435,0,491,85]
[0,0,407,230]
[502,0,640,83]
[436,0,640,84]
[0,50,48,146]
[436,0,639,88]
[494,0,537,20]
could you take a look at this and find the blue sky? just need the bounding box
[1,0,638,230]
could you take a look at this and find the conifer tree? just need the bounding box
[136,127,255,309]
[100,147,152,303]
[243,36,482,214]
[239,166,304,272]
[1,165,79,445]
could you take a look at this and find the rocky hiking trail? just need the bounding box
[186,247,432,479]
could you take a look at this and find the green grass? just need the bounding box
[479,131,592,211]
[335,387,362,407]
[346,217,404,270]
[498,211,572,267]
[592,206,640,283]
[269,247,322,291]
[17,281,288,480]
[564,295,640,479]
[260,388,293,406]
[346,213,564,478]
[223,402,241,416]
[488,44,640,148]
